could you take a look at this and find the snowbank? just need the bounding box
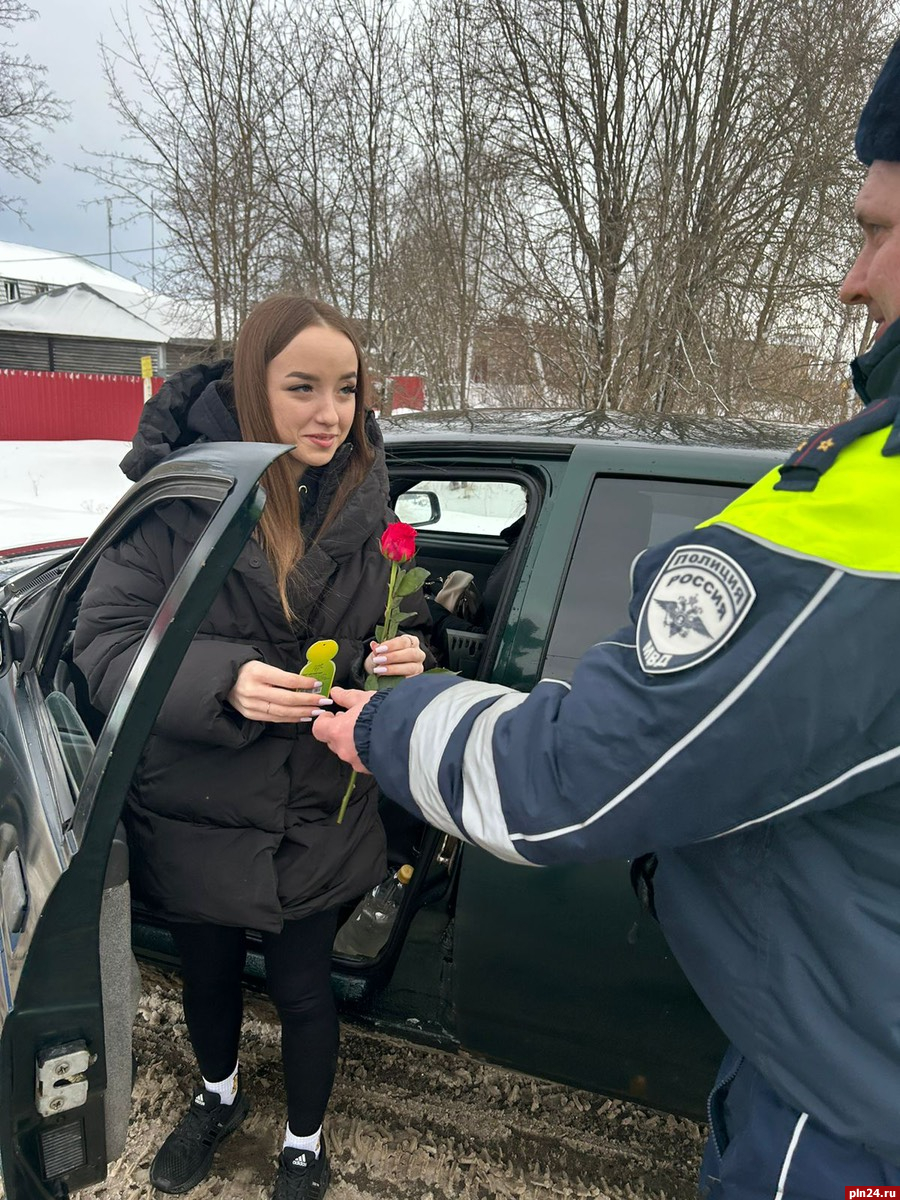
[0,441,529,551]
[0,440,131,550]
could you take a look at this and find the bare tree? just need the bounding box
[81,0,897,421]
[264,1,353,308]
[484,0,895,416]
[329,0,412,374]
[391,0,511,411]
[264,0,412,388]
[621,0,879,416]
[86,0,281,350]
[484,0,658,409]
[0,0,67,216]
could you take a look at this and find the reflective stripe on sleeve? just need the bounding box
[408,681,516,842]
[461,691,533,865]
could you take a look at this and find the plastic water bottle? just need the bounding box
[333,864,414,959]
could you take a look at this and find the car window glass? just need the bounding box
[399,480,527,535]
[46,690,95,795]
[543,477,738,679]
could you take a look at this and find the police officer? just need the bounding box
[315,41,900,1199]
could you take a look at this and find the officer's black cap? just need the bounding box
[856,38,900,165]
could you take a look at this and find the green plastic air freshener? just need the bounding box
[299,638,338,697]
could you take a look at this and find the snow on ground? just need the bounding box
[0,441,131,551]
[0,443,526,551]
[80,966,703,1200]
[403,479,527,535]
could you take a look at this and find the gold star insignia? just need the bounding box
[818,438,835,452]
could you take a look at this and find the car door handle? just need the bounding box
[436,833,460,873]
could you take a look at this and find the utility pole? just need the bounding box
[106,199,113,270]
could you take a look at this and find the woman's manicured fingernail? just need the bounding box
[300,717,312,723]
[375,644,388,653]
[373,655,387,665]
[374,666,387,674]
[317,698,333,706]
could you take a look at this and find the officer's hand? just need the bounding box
[311,687,375,772]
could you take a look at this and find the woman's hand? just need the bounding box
[363,633,426,678]
[227,660,334,724]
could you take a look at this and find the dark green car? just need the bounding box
[0,410,799,1199]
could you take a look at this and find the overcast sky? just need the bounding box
[0,0,154,287]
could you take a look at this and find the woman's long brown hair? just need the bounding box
[232,295,374,621]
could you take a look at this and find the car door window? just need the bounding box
[0,441,284,1200]
[398,480,527,535]
[543,477,738,680]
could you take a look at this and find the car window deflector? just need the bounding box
[46,693,94,797]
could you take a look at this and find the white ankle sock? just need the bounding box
[202,1064,239,1105]
[283,1122,321,1156]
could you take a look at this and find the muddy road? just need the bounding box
[56,965,706,1200]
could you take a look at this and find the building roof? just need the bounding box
[0,239,147,293]
[0,281,212,343]
[87,284,213,341]
[0,240,213,342]
[0,283,168,342]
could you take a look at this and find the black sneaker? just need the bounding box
[272,1139,331,1199]
[149,1085,249,1194]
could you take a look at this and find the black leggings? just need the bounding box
[170,909,340,1136]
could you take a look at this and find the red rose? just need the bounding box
[380,522,417,563]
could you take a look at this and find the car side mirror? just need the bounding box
[395,490,441,527]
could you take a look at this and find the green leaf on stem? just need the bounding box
[394,567,430,598]
[373,674,405,690]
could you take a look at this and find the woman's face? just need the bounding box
[266,324,359,478]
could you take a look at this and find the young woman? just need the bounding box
[73,295,431,1200]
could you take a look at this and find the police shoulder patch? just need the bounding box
[636,544,755,675]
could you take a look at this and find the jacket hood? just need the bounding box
[120,360,236,481]
[119,359,390,525]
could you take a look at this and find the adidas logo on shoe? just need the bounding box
[273,1141,331,1198]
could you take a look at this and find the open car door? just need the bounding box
[0,441,288,1200]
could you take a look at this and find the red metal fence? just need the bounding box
[0,368,425,441]
[389,375,425,410]
[0,369,161,440]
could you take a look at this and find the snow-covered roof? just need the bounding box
[0,239,146,293]
[88,285,214,341]
[0,283,167,341]
[0,282,213,342]
[0,240,214,341]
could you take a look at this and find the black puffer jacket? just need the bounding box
[73,362,432,932]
